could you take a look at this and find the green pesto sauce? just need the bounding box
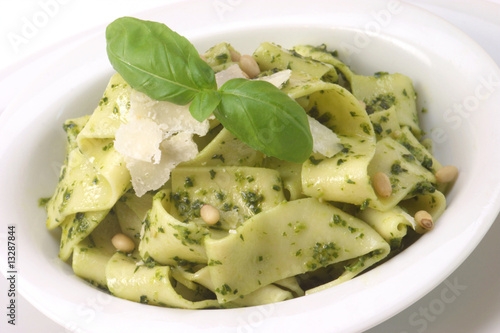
[38,197,51,207]
[215,53,229,62]
[360,122,371,135]
[215,283,234,296]
[171,223,206,246]
[170,191,203,221]
[402,154,415,162]
[365,93,396,115]
[390,161,408,175]
[410,181,436,196]
[309,156,324,165]
[99,96,109,106]
[330,214,347,227]
[241,191,264,214]
[102,142,114,151]
[421,156,433,171]
[340,143,352,154]
[208,259,223,266]
[184,176,194,188]
[306,242,340,270]
[288,221,307,233]
[359,199,371,211]
[67,212,89,240]
[344,249,384,272]
[172,256,199,266]
[374,71,389,78]
[211,154,225,163]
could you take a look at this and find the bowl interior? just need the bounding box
[1,1,500,332]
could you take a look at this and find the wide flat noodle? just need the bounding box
[72,210,121,286]
[369,106,401,140]
[139,190,209,265]
[77,73,130,142]
[295,78,378,206]
[170,166,285,229]
[357,206,416,248]
[350,73,421,137]
[173,266,295,307]
[202,42,238,72]
[253,42,338,82]
[204,198,389,303]
[105,252,219,309]
[45,76,132,259]
[46,116,90,229]
[179,128,264,168]
[263,157,304,201]
[114,191,153,245]
[367,137,437,211]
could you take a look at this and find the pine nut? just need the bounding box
[200,204,220,225]
[239,55,260,78]
[392,129,402,139]
[373,172,392,198]
[230,50,241,62]
[414,210,433,230]
[111,233,135,253]
[435,165,458,183]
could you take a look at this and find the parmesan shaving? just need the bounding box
[216,65,291,90]
[308,115,342,158]
[215,63,248,88]
[401,210,417,230]
[114,117,162,163]
[126,132,199,197]
[114,88,211,196]
[130,90,210,137]
[256,69,292,89]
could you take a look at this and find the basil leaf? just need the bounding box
[105,18,313,163]
[217,79,313,163]
[106,17,216,105]
[189,90,221,122]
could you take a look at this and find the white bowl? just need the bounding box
[1,1,500,332]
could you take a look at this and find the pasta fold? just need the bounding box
[204,198,390,303]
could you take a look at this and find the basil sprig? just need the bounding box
[106,17,312,163]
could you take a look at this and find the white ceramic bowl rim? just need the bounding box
[1,1,500,332]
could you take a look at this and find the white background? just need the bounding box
[1,1,500,332]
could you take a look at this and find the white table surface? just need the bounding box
[0,1,499,332]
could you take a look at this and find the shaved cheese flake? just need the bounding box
[215,63,248,88]
[130,90,210,137]
[161,131,199,166]
[114,117,162,163]
[126,132,199,197]
[308,115,342,158]
[400,210,417,230]
[256,69,292,89]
